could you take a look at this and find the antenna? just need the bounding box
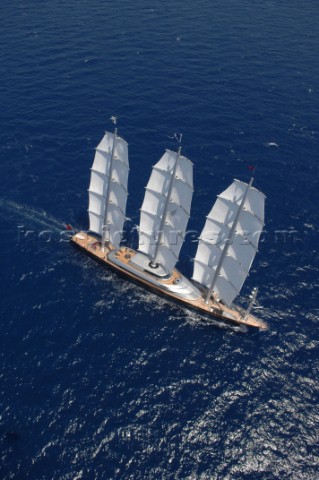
[173,132,182,145]
[171,132,182,155]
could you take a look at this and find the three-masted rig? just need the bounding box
[71,123,267,330]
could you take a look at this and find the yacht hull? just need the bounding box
[71,232,268,331]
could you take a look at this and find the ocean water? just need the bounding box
[1,0,319,478]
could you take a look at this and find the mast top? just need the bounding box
[110,116,118,135]
[247,164,257,181]
[172,132,183,155]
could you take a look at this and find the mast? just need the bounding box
[139,134,193,275]
[102,118,117,250]
[243,287,259,319]
[205,177,254,303]
[150,144,182,267]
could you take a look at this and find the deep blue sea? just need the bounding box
[1,1,319,478]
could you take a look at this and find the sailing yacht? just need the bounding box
[71,124,267,330]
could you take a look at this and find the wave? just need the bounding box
[0,198,66,233]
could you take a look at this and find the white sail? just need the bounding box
[192,179,265,306]
[88,131,129,249]
[139,149,193,274]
